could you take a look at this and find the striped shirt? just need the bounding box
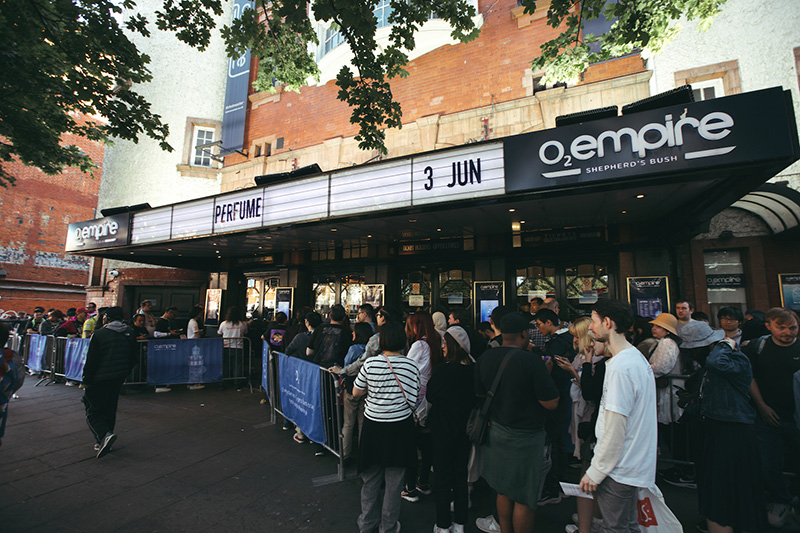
[355,354,420,423]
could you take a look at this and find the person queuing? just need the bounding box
[25,307,46,334]
[475,312,558,533]
[218,306,248,390]
[743,307,800,529]
[154,307,181,339]
[306,304,350,368]
[135,300,157,338]
[336,321,373,465]
[55,307,87,338]
[81,307,137,458]
[401,311,442,503]
[186,306,205,391]
[353,320,420,533]
[426,325,474,533]
[39,309,64,336]
[717,306,743,348]
[579,299,657,532]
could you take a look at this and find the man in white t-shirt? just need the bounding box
[580,299,657,532]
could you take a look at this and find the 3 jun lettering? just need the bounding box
[421,158,482,191]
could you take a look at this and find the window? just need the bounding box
[192,127,215,167]
[691,77,725,101]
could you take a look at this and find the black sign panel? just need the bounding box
[474,282,505,325]
[504,87,796,193]
[65,213,131,252]
[627,276,670,319]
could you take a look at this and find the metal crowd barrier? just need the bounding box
[22,333,56,386]
[5,331,23,353]
[266,350,346,482]
[657,373,693,466]
[125,337,252,389]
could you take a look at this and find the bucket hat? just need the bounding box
[680,320,725,349]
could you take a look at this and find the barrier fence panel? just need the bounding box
[52,337,68,381]
[658,373,695,467]
[64,338,90,382]
[265,350,345,481]
[24,334,55,386]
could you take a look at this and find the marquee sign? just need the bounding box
[65,213,131,252]
[504,87,797,193]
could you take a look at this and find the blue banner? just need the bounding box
[278,353,324,444]
[268,341,269,398]
[64,338,90,381]
[147,339,223,385]
[27,335,47,372]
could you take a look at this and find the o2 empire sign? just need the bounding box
[504,87,798,193]
[65,213,131,252]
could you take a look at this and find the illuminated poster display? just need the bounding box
[627,277,670,319]
[474,282,505,325]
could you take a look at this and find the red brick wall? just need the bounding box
[228,0,645,165]
[0,115,104,315]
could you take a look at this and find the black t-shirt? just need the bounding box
[744,336,800,420]
[155,317,179,339]
[426,361,476,438]
[475,346,559,430]
[545,330,576,395]
[308,323,351,367]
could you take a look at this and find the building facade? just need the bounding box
[0,113,104,316]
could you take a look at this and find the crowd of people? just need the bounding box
[4,295,799,532]
[270,298,799,533]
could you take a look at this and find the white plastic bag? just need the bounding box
[637,486,683,532]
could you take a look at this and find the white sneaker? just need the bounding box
[451,524,465,533]
[565,525,579,533]
[155,387,171,393]
[433,526,450,533]
[767,502,793,528]
[187,384,205,390]
[476,515,501,533]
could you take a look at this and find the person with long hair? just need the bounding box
[186,306,206,391]
[353,321,420,533]
[426,325,474,533]
[401,311,442,502]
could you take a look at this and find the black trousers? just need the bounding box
[432,433,470,528]
[82,377,125,444]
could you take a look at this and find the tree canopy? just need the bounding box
[0,0,726,187]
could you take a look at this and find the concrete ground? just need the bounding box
[0,379,791,532]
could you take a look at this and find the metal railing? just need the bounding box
[265,350,345,482]
[21,333,56,386]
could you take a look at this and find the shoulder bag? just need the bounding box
[466,349,516,445]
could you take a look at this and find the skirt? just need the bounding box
[697,419,766,531]
[482,421,546,509]
[358,416,416,474]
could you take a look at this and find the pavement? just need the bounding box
[0,379,790,532]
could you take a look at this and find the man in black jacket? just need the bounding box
[81,307,137,458]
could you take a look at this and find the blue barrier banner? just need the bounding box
[262,341,269,397]
[28,335,47,372]
[64,338,90,381]
[147,339,223,385]
[278,353,324,444]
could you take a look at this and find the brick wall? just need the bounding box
[0,114,104,315]
[225,0,646,172]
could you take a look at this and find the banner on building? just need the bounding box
[220,0,255,153]
[627,276,670,319]
[147,339,223,385]
[27,334,48,372]
[64,338,90,381]
[278,352,324,444]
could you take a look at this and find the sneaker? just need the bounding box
[96,432,117,459]
[476,515,501,533]
[292,432,305,444]
[565,526,579,533]
[314,444,325,456]
[401,488,421,502]
[155,387,171,393]
[538,489,562,506]
[282,420,293,431]
[695,518,708,533]
[417,483,432,495]
[767,502,793,528]
[451,525,464,533]
[187,384,205,390]
[65,380,75,387]
[433,526,450,533]
[660,467,696,489]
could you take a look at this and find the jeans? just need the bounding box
[756,416,800,504]
[358,465,405,533]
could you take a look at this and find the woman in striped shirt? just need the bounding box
[353,319,420,533]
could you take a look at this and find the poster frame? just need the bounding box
[474,281,505,326]
[626,276,671,319]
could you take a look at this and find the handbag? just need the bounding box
[466,349,516,445]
